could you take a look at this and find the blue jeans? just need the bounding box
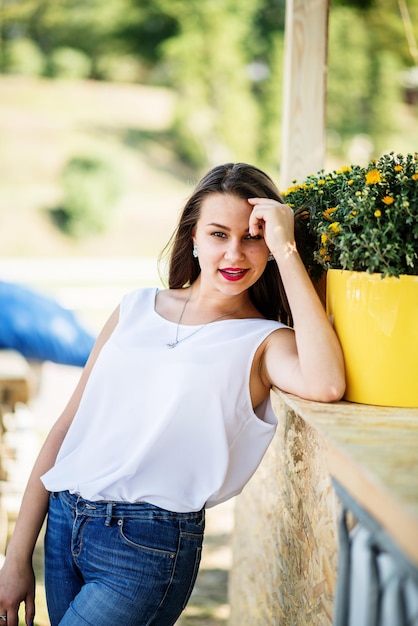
[44,491,205,625]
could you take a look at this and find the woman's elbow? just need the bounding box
[312,376,346,403]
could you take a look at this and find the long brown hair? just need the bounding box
[160,163,297,325]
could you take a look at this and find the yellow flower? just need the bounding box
[329,222,341,234]
[336,166,351,174]
[347,179,354,185]
[284,185,297,195]
[321,233,329,244]
[374,209,382,218]
[366,169,381,184]
[319,248,327,256]
[394,165,403,172]
[348,210,357,219]
[284,182,306,195]
[382,196,394,205]
[322,207,338,221]
[317,179,325,185]
[412,173,418,181]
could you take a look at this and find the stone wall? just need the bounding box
[229,392,339,625]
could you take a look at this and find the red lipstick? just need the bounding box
[219,267,249,282]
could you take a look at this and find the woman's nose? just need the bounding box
[224,240,244,261]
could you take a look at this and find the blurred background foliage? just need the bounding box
[0,0,417,247]
[49,153,123,238]
[0,0,287,171]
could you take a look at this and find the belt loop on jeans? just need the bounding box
[105,502,114,526]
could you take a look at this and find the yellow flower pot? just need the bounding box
[326,269,418,407]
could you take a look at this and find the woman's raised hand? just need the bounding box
[247,198,296,261]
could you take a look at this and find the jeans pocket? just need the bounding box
[117,517,177,556]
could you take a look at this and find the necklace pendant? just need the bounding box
[167,341,178,349]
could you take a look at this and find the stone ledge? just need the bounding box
[274,390,418,567]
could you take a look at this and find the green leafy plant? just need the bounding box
[47,47,92,79]
[284,152,418,278]
[52,154,122,238]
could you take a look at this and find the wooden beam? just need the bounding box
[280,0,330,190]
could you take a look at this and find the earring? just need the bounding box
[193,243,199,258]
[268,252,274,262]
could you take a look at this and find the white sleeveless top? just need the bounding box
[42,288,287,512]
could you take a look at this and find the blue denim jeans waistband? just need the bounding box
[55,490,205,523]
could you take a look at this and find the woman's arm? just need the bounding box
[248,198,346,402]
[0,306,120,626]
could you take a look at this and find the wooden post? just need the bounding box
[280,0,330,190]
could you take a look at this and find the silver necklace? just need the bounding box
[167,297,247,348]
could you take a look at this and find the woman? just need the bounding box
[0,163,345,626]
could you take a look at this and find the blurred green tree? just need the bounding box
[0,0,287,171]
[51,153,122,239]
[0,0,126,76]
[1,0,417,170]
[327,0,417,159]
[117,0,286,171]
[3,37,45,75]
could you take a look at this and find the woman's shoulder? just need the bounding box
[120,287,158,315]
[245,312,288,331]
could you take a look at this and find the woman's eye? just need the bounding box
[210,232,262,240]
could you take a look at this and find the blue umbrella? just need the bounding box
[0,280,96,367]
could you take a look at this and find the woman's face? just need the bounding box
[192,192,270,295]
